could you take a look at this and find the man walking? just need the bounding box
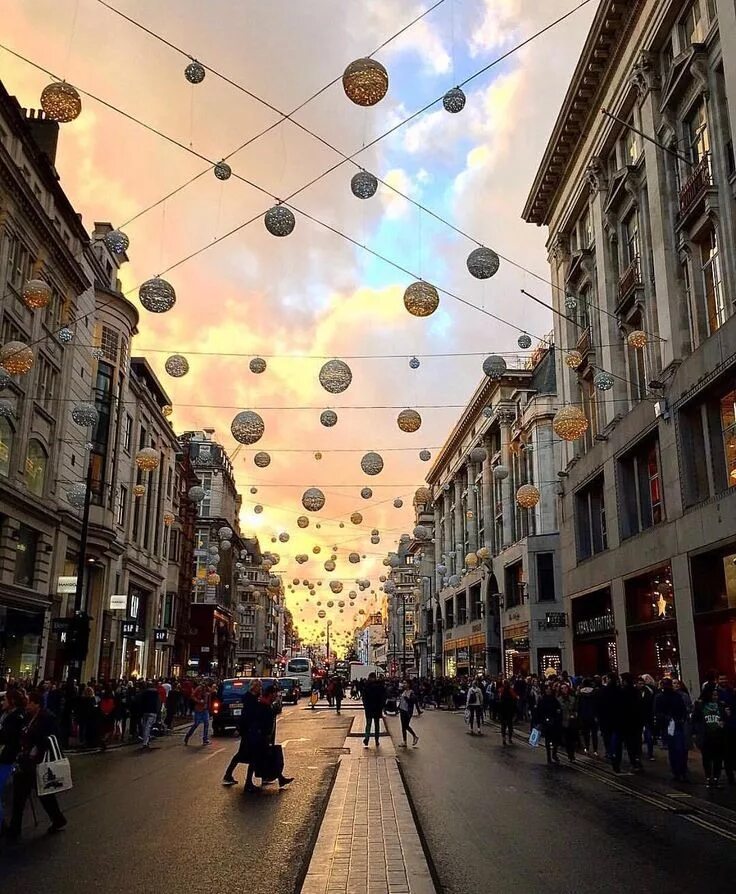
[466,677,484,735]
[398,681,420,747]
[222,679,261,790]
[248,684,293,790]
[184,680,213,746]
[140,680,160,750]
[362,673,386,747]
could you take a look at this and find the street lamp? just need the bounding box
[397,603,406,678]
[326,620,333,662]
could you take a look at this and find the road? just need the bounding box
[3,704,352,894]
[386,710,736,894]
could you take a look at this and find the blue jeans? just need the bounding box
[363,714,380,744]
[0,762,14,825]
[186,710,210,743]
[666,727,688,779]
[643,724,655,759]
[141,712,157,746]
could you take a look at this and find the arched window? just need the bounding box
[0,417,12,477]
[25,439,47,496]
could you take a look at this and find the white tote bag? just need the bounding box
[36,735,73,797]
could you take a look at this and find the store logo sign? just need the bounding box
[575,612,614,637]
[109,594,127,610]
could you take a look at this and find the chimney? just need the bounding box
[203,428,215,440]
[21,108,59,166]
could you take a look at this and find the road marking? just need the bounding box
[280,737,310,747]
[199,747,225,760]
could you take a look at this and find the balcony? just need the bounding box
[617,256,641,306]
[576,325,591,356]
[678,152,712,220]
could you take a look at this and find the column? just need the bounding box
[670,553,699,694]
[466,463,479,554]
[442,490,453,579]
[498,411,515,549]
[481,438,494,555]
[453,477,464,574]
[610,577,630,673]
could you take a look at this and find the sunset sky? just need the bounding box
[2,0,596,646]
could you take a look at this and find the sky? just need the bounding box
[2,0,597,649]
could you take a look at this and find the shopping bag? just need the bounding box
[528,727,541,748]
[36,735,73,797]
[257,744,285,783]
[667,719,676,737]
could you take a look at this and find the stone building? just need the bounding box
[385,540,419,676]
[523,0,736,688]
[423,347,566,678]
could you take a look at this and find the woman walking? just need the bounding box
[535,682,562,764]
[693,683,726,788]
[398,681,420,747]
[498,681,516,745]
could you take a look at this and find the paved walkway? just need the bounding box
[301,717,435,894]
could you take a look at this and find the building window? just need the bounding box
[580,373,599,450]
[25,439,47,496]
[684,99,710,166]
[117,484,128,527]
[198,472,213,516]
[34,355,58,411]
[623,210,640,267]
[44,286,63,333]
[681,1,704,45]
[624,113,641,165]
[619,436,664,539]
[14,525,38,587]
[100,326,119,364]
[699,227,727,335]
[721,389,736,488]
[575,474,607,561]
[241,631,255,651]
[627,314,648,403]
[5,232,32,291]
[445,598,454,629]
[123,414,133,452]
[536,553,556,602]
[505,561,525,608]
[0,417,13,477]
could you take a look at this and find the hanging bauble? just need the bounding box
[139,277,176,313]
[58,327,74,344]
[339,522,344,528]
[318,610,326,619]
[254,451,271,468]
[361,452,384,476]
[350,170,378,199]
[483,355,507,380]
[553,405,589,441]
[397,408,422,432]
[324,560,336,572]
[214,161,232,181]
[279,532,289,543]
[419,449,432,462]
[250,487,258,494]
[165,354,189,377]
[0,341,34,375]
[231,410,265,444]
[296,554,308,564]
[448,574,461,588]
[207,573,220,586]
[413,525,430,541]
[516,484,541,508]
[65,481,87,509]
[442,86,466,113]
[271,536,277,543]
[71,403,98,427]
[22,278,52,310]
[249,357,267,374]
[470,446,488,464]
[135,447,159,472]
[188,485,205,502]
[350,511,363,525]
[219,540,232,552]
[319,359,352,394]
[330,581,344,594]
[349,553,360,564]
[404,281,439,317]
[338,600,345,608]
[493,464,509,480]
[264,204,295,237]
[518,333,532,350]
[134,484,146,498]
[314,451,323,461]
[593,370,615,391]
[467,246,500,279]
[297,516,309,529]
[185,59,206,83]
[91,347,105,361]
[414,487,431,506]
[102,228,129,255]
[208,544,220,557]
[313,545,321,554]
[393,498,403,508]
[40,81,81,122]
[316,523,321,529]
[564,295,578,311]
[162,404,173,418]
[482,406,493,419]
[342,57,389,106]
[320,409,338,427]
[564,350,583,370]
[302,487,326,512]
[436,564,447,576]
[254,504,263,514]
[217,526,232,541]
[627,330,648,349]
[360,487,373,500]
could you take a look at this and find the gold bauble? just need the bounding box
[397,408,422,432]
[342,57,389,106]
[40,81,82,122]
[564,350,583,370]
[465,552,478,569]
[163,512,175,526]
[627,330,648,349]
[350,511,363,525]
[0,341,34,375]
[133,484,146,497]
[404,281,439,317]
[22,278,52,310]
[516,484,541,508]
[135,447,160,472]
[553,405,589,442]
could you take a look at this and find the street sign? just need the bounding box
[109,594,127,610]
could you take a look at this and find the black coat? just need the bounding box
[247,701,277,760]
[18,709,60,771]
[0,707,26,764]
[362,679,387,716]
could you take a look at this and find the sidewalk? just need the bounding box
[301,716,435,894]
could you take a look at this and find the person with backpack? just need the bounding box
[466,678,484,735]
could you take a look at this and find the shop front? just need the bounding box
[571,588,617,676]
[0,601,45,680]
[443,632,468,678]
[691,543,736,680]
[625,564,680,677]
[469,623,486,677]
[502,622,530,676]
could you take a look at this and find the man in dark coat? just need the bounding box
[247,685,293,790]
[361,673,386,747]
[8,690,67,838]
[222,679,262,790]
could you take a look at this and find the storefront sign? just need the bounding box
[456,647,470,662]
[57,576,77,595]
[109,594,127,610]
[545,612,567,628]
[153,628,168,644]
[121,620,139,639]
[200,646,210,653]
[575,612,614,638]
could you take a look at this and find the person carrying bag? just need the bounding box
[8,690,68,839]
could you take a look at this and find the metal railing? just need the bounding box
[679,152,712,216]
[617,256,641,302]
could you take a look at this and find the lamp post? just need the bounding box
[326,620,333,664]
[67,456,95,681]
[397,602,406,678]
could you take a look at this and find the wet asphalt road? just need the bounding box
[386,709,736,894]
[2,704,352,894]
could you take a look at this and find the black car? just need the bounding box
[212,678,283,736]
[279,678,302,704]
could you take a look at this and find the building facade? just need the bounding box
[385,542,419,676]
[523,0,736,689]
[423,348,566,679]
